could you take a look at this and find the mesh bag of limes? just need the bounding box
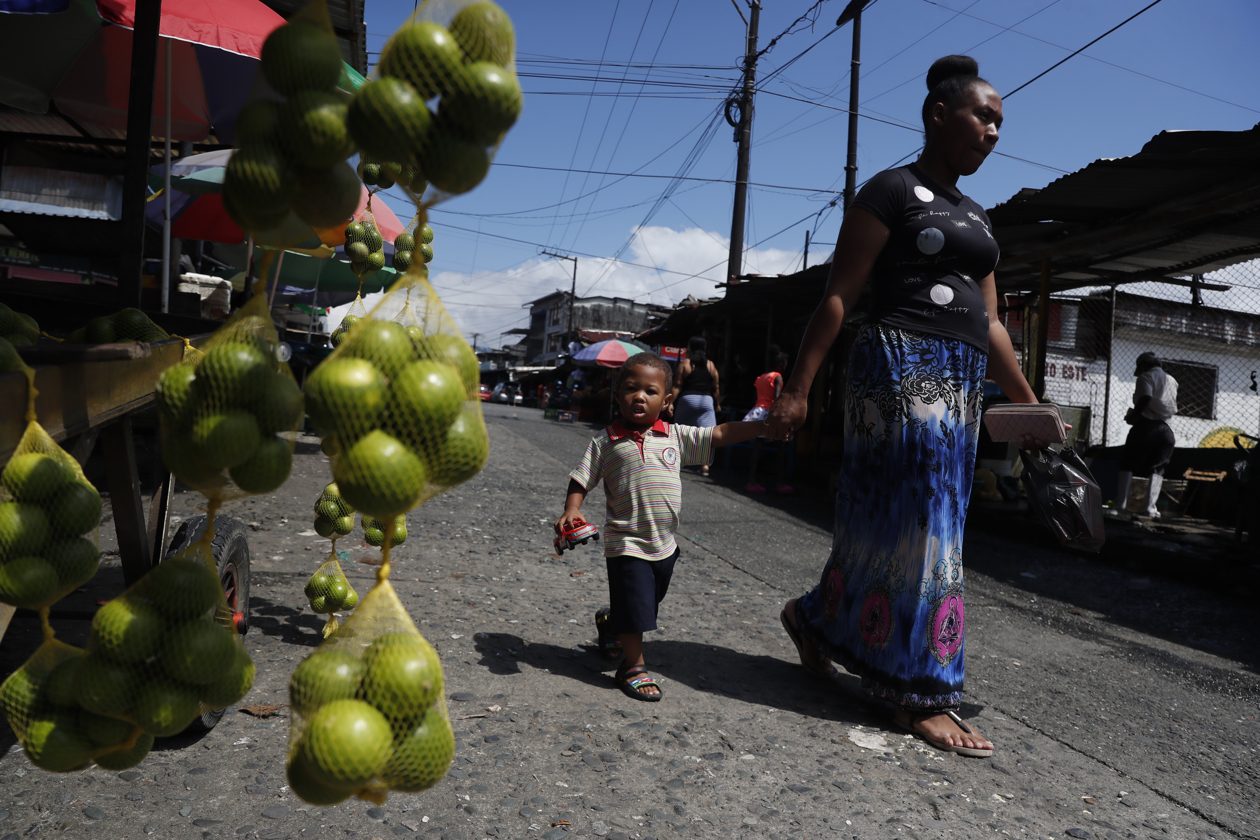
[288,268,487,803]
[348,0,520,202]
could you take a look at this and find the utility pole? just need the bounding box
[838,0,870,211]
[725,0,760,283]
[542,251,579,354]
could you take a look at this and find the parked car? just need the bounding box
[491,383,523,405]
[479,383,492,402]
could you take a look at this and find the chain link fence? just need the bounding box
[1001,258,1260,452]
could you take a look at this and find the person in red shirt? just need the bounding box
[742,346,792,494]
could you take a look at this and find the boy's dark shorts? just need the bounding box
[605,548,679,634]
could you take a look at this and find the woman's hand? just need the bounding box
[766,390,808,441]
[1018,422,1072,450]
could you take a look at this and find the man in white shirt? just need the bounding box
[1114,352,1178,518]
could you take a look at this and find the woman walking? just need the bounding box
[769,55,1040,758]
[672,336,721,475]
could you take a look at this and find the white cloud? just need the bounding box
[328,225,814,349]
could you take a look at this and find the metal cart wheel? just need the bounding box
[163,514,252,732]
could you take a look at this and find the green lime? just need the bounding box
[417,334,479,397]
[335,431,426,519]
[389,360,465,445]
[421,123,490,195]
[290,649,367,716]
[347,77,433,165]
[340,319,413,380]
[48,480,102,536]
[442,61,522,146]
[449,0,515,66]
[345,223,366,242]
[362,518,385,547]
[394,233,416,252]
[44,654,84,707]
[325,578,349,606]
[141,555,222,621]
[112,308,153,340]
[309,593,330,613]
[402,168,425,193]
[287,752,353,805]
[347,241,370,261]
[362,633,442,726]
[320,435,342,458]
[261,20,343,96]
[313,515,336,539]
[74,654,136,717]
[419,242,434,264]
[233,99,282,148]
[224,183,289,231]
[230,435,292,494]
[255,373,304,434]
[191,411,262,470]
[24,712,92,773]
[0,337,24,372]
[156,364,199,428]
[358,159,380,186]
[314,499,342,521]
[419,223,434,244]
[161,429,224,490]
[380,705,455,792]
[90,596,165,663]
[6,334,32,348]
[304,571,333,598]
[331,514,355,536]
[0,501,50,556]
[379,21,464,99]
[198,341,272,406]
[304,357,387,440]
[78,709,136,748]
[2,452,72,503]
[362,225,384,252]
[393,250,413,271]
[93,731,154,771]
[134,677,200,737]
[161,617,238,685]
[45,538,99,590]
[365,251,386,272]
[300,698,393,789]
[321,482,353,513]
[429,407,490,487]
[0,304,18,336]
[1,665,48,725]
[292,161,362,230]
[340,588,359,610]
[281,91,357,169]
[0,556,59,609]
[16,313,39,341]
[201,648,255,708]
[224,145,293,221]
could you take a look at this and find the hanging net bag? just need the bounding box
[304,550,359,638]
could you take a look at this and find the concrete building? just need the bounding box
[519,291,668,365]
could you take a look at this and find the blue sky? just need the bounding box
[357,0,1260,348]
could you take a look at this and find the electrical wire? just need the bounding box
[492,161,842,193]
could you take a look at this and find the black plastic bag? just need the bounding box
[1018,447,1105,552]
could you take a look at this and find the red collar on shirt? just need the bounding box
[607,419,670,460]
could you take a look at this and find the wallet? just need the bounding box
[983,403,1067,444]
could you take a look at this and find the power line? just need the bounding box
[1002,0,1168,98]
[492,161,842,193]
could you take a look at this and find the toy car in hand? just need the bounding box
[554,520,600,554]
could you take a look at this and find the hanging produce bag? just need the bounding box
[156,293,303,501]
[288,555,453,805]
[0,365,102,611]
[304,551,359,638]
[0,616,151,772]
[313,481,356,539]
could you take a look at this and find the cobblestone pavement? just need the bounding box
[0,403,1256,840]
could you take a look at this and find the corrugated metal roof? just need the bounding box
[0,165,122,219]
[989,122,1260,294]
[262,0,366,74]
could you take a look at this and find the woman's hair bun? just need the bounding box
[926,55,979,91]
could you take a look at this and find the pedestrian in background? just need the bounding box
[1113,352,1178,518]
[556,353,765,702]
[671,336,720,475]
[742,345,793,494]
[767,55,1043,759]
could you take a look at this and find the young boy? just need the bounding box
[555,352,767,701]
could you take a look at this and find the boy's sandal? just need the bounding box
[895,709,994,758]
[594,607,622,661]
[615,664,662,702]
[780,607,839,680]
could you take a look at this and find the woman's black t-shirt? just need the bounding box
[852,163,999,353]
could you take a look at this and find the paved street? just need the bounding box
[0,401,1257,840]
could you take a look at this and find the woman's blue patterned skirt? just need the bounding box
[798,325,986,710]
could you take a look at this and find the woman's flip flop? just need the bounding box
[780,606,839,680]
[896,709,994,758]
[615,663,662,702]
